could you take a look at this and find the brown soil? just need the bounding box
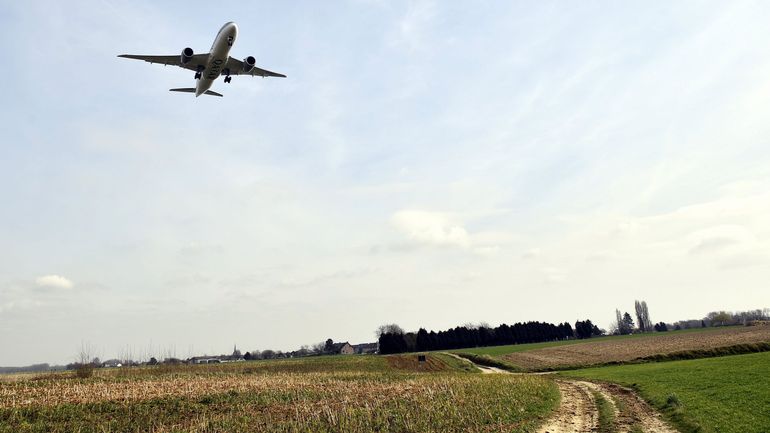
[385,354,450,372]
[504,326,770,370]
[536,380,598,433]
[537,380,678,433]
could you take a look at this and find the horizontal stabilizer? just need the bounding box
[169,88,223,97]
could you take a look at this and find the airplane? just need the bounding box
[118,22,286,97]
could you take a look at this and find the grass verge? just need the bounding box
[431,353,480,373]
[591,391,615,433]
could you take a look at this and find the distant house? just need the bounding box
[329,342,355,355]
[352,342,378,354]
[102,359,122,368]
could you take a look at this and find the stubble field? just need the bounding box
[0,354,558,433]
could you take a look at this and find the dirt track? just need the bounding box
[537,379,678,433]
[442,352,509,374]
[536,380,598,433]
[449,353,678,432]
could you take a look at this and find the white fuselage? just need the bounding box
[196,22,238,96]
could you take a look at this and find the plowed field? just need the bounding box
[502,325,770,370]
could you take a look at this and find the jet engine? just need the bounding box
[181,47,194,64]
[242,56,256,72]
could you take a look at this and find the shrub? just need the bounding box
[75,364,94,379]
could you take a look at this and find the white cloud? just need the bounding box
[35,275,74,290]
[391,210,470,248]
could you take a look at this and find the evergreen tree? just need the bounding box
[622,312,635,334]
[416,328,430,351]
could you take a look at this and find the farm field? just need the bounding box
[561,351,770,433]
[499,325,770,370]
[0,354,557,433]
[452,327,719,358]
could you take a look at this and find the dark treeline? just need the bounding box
[379,320,602,354]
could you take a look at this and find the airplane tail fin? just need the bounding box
[169,88,223,97]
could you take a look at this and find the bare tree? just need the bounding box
[311,341,326,354]
[615,309,625,335]
[75,341,98,378]
[635,300,653,332]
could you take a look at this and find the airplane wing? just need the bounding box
[118,54,209,72]
[225,57,287,78]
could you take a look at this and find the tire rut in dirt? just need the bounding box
[538,379,679,433]
[537,380,598,433]
[596,381,678,433]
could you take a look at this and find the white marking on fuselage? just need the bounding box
[196,22,238,97]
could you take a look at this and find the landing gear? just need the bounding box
[223,69,232,83]
[195,72,202,79]
[194,65,204,80]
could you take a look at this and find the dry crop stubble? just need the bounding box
[0,355,559,432]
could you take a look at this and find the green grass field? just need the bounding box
[0,354,558,433]
[561,351,770,433]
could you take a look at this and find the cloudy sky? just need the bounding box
[2,0,770,366]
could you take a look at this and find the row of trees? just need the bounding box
[704,309,770,326]
[245,339,343,359]
[672,309,769,330]
[613,302,770,335]
[378,320,604,355]
[66,337,351,372]
[240,339,345,360]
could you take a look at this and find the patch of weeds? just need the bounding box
[666,393,681,409]
[591,391,615,433]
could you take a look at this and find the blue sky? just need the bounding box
[2,0,770,365]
